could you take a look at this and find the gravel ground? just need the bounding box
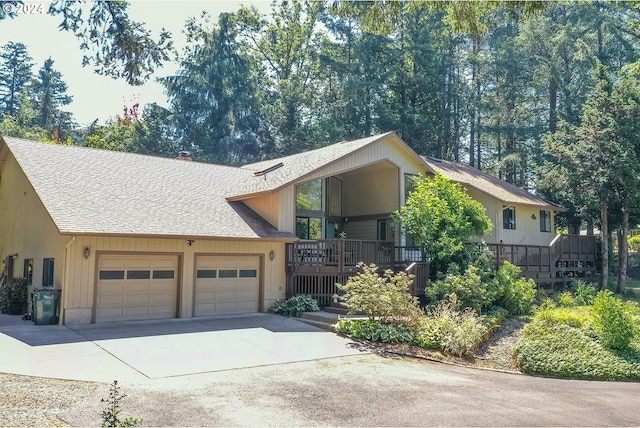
[0,374,99,427]
[0,319,526,426]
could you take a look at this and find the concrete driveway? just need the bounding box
[0,313,365,382]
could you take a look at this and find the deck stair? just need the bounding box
[298,299,367,331]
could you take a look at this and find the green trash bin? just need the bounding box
[32,290,60,325]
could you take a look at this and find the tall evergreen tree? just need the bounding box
[31,58,73,137]
[542,64,640,291]
[0,42,34,116]
[162,12,268,165]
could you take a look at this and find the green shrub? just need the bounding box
[337,263,423,325]
[557,291,577,308]
[492,262,536,315]
[0,277,28,315]
[534,306,591,329]
[592,290,634,350]
[537,297,556,311]
[414,294,489,357]
[628,235,640,252]
[269,294,320,317]
[514,320,640,380]
[428,265,493,313]
[335,319,414,343]
[572,280,597,306]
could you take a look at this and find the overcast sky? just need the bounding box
[0,1,272,126]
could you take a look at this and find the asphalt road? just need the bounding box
[61,353,640,427]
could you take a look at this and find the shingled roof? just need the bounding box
[0,137,295,239]
[422,156,565,210]
[230,132,403,199]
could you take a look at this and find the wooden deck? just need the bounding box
[285,240,427,306]
[285,235,598,306]
[487,234,598,284]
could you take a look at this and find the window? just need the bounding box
[4,256,14,280]
[127,270,151,280]
[377,220,387,241]
[23,259,33,285]
[196,270,216,279]
[296,217,322,240]
[503,206,516,230]
[153,270,175,279]
[239,270,257,278]
[219,270,238,278]
[296,179,324,239]
[540,210,551,232]
[404,174,418,202]
[99,270,124,280]
[327,177,342,217]
[296,179,322,211]
[42,258,54,287]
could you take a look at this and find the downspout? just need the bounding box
[60,235,76,325]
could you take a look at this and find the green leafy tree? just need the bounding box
[86,117,137,152]
[0,41,34,115]
[1,0,173,85]
[236,0,324,155]
[0,92,49,140]
[393,173,493,275]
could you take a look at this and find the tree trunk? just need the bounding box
[549,76,558,133]
[617,207,629,295]
[600,200,608,291]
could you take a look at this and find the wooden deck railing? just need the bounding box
[285,235,598,304]
[487,234,597,283]
[286,239,394,273]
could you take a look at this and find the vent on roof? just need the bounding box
[177,151,192,161]
[254,162,284,179]
[426,156,442,163]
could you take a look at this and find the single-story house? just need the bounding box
[0,132,566,324]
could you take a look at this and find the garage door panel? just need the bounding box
[153,282,176,293]
[96,254,178,323]
[194,256,259,317]
[96,308,124,321]
[97,294,124,306]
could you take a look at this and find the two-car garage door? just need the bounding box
[95,253,260,322]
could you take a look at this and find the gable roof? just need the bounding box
[0,137,295,239]
[230,131,421,199]
[422,156,565,211]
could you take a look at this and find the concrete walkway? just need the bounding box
[0,313,365,382]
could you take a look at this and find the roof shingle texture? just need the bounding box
[422,156,563,209]
[233,133,393,197]
[3,137,294,239]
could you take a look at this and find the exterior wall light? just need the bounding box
[83,247,90,259]
[269,250,275,261]
[531,214,537,220]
